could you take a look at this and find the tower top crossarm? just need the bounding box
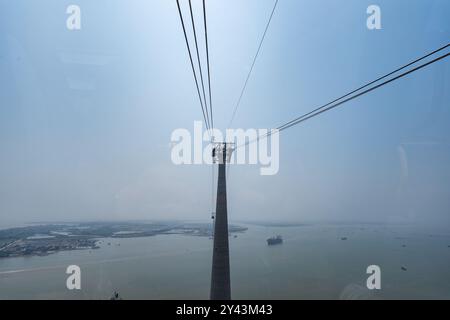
[212,142,235,164]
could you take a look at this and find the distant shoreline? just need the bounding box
[0,221,247,259]
[240,221,309,227]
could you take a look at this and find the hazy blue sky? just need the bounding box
[0,0,449,226]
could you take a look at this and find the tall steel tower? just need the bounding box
[210,142,234,300]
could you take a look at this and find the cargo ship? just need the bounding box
[267,235,283,245]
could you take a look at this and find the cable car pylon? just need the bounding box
[210,142,234,300]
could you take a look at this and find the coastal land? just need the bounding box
[0,221,247,258]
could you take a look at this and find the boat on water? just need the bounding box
[110,291,122,300]
[267,235,283,246]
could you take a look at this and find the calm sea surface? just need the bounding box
[0,223,449,299]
